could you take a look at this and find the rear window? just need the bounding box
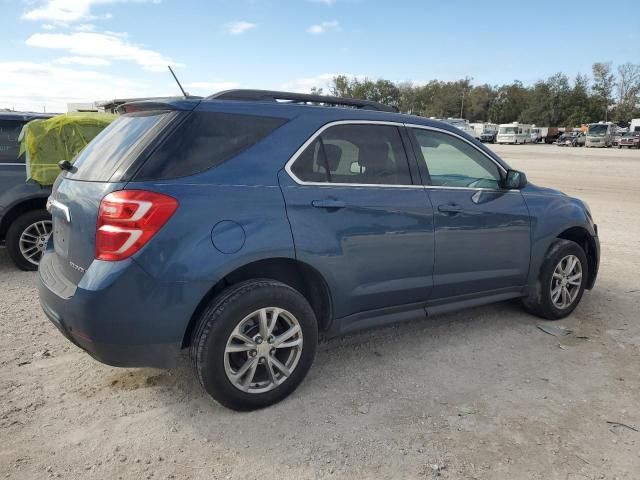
[133,111,288,180]
[68,111,171,181]
[0,120,26,164]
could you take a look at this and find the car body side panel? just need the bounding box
[426,188,531,298]
[521,184,598,292]
[279,171,435,320]
[129,181,296,283]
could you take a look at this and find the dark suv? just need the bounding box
[38,90,599,410]
[0,111,54,270]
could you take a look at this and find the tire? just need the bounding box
[190,279,318,411]
[523,239,588,320]
[5,209,52,271]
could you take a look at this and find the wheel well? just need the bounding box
[181,258,333,348]
[0,197,48,243]
[557,227,597,288]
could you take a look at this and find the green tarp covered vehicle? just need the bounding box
[19,112,116,186]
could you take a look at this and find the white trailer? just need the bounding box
[630,119,640,133]
[530,126,549,143]
[496,122,532,144]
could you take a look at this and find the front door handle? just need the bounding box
[312,199,347,209]
[438,203,463,214]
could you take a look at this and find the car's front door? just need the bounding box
[279,122,435,322]
[408,126,530,300]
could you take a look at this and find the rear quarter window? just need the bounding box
[67,111,173,181]
[133,111,288,180]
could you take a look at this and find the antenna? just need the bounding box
[168,65,187,98]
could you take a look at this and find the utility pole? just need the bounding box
[460,90,465,118]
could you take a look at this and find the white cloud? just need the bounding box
[54,56,111,66]
[0,61,184,112]
[22,0,158,23]
[74,23,96,31]
[307,20,339,34]
[26,32,180,72]
[223,21,256,35]
[41,23,56,30]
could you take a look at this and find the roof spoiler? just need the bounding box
[117,97,202,114]
[207,89,398,113]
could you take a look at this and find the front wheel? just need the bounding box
[523,239,588,320]
[190,279,318,410]
[6,210,52,271]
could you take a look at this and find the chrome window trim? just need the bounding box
[0,163,25,166]
[284,119,516,192]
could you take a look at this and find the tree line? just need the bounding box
[314,62,640,127]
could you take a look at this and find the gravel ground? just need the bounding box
[1,144,639,479]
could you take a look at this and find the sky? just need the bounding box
[1,0,638,112]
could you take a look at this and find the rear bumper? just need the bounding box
[38,249,207,368]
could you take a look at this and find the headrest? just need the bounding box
[358,140,390,169]
[323,144,342,171]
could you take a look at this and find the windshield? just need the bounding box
[588,124,608,136]
[499,127,517,134]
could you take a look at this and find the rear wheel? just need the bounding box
[523,239,588,320]
[6,210,52,271]
[190,279,318,410]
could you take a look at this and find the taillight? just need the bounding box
[96,190,178,261]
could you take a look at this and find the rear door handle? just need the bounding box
[438,203,463,214]
[312,199,347,209]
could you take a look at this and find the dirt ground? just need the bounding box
[1,144,639,479]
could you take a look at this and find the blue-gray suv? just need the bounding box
[38,90,599,410]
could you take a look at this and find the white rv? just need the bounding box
[585,122,616,147]
[496,122,532,144]
[629,119,640,133]
[442,118,479,139]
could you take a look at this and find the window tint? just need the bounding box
[135,111,288,180]
[0,120,26,164]
[69,111,171,181]
[411,128,502,189]
[291,124,412,185]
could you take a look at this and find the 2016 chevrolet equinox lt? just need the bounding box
[39,90,599,410]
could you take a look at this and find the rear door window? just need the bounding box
[134,112,288,180]
[67,111,172,181]
[0,120,26,164]
[290,124,413,185]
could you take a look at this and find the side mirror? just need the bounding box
[504,169,527,190]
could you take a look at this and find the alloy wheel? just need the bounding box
[224,307,303,394]
[550,254,583,310]
[19,220,52,266]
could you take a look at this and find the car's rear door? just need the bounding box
[279,121,435,325]
[407,125,530,300]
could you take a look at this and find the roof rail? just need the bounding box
[206,89,398,113]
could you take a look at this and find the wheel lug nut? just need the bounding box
[255,337,263,344]
[268,336,274,344]
[270,348,275,355]
[250,350,257,357]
